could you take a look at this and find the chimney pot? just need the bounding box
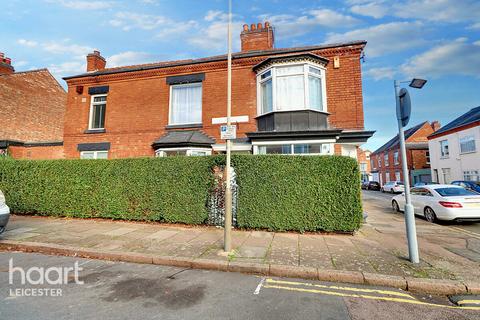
[5,57,11,65]
[431,121,441,132]
[0,52,4,59]
[0,52,14,74]
[240,21,275,52]
[86,50,106,72]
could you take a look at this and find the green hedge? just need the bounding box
[0,157,213,224]
[229,155,363,232]
[0,155,362,232]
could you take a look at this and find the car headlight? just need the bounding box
[0,191,5,205]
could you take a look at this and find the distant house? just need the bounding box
[357,148,372,182]
[0,53,66,159]
[428,106,480,183]
[61,22,374,159]
[370,121,440,186]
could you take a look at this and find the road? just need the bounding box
[362,190,480,235]
[0,252,479,320]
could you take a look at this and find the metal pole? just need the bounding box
[394,80,419,263]
[224,0,233,252]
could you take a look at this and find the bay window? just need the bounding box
[169,83,202,125]
[257,62,326,115]
[255,143,332,155]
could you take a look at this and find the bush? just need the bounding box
[0,155,363,232]
[0,157,213,224]
[230,155,362,232]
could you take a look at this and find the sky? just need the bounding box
[2,0,479,151]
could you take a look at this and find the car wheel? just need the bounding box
[424,207,437,223]
[392,200,400,213]
[390,188,395,194]
[381,188,384,193]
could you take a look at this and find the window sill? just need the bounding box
[84,129,106,134]
[460,151,477,155]
[166,124,203,130]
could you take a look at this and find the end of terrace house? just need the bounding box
[62,21,374,159]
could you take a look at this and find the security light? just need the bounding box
[409,78,427,89]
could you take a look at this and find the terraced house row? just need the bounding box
[1,22,374,160]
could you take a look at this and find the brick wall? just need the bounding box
[8,145,64,160]
[64,44,365,159]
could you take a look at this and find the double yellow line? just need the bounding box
[262,279,480,311]
[448,226,480,240]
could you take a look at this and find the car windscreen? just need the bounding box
[435,188,478,197]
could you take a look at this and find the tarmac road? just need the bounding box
[1,252,479,320]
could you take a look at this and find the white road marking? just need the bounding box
[254,277,266,295]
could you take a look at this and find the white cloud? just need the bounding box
[205,10,228,22]
[17,39,38,47]
[261,9,360,38]
[109,12,170,31]
[45,0,113,10]
[364,67,396,80]
[401,38,480,78]
[48,61,85,76]
[14,60,29,68]
[350,1,389,19]
[42,42,93,57]
[467,22,480,30]
[324,21,427,57]
[107,51,153,67]
[392,0,480,23]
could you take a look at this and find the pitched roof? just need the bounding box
[429,106,480,138]
[0,69,66,143]
[63,40,366,80]
[371,122,427,155]
[152,130,215,148]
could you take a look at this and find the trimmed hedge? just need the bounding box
[229,155,363,232]
[0,154,362,232]
[0,157,213,224]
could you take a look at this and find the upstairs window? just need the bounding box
[459,135,476,154]
[89,95,106,130]
[169,83,202,125]
[440,140,449,157]
[257,63,326,115]
[394,151,399,164]
[384,153,389,166]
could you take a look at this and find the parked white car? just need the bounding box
[391,184,480,222]
[0,190,10,234]
[381,181,405,194]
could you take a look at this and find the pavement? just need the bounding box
[0,190,480,295]
[1,252,479,320]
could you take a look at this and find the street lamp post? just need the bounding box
[224,0,233,253]
[394,78,427,264]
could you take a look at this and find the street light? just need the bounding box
[394,78,427,264]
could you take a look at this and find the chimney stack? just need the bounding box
[0,52,15,75]
[240,22,274,52]
[86,50,106,72]
[431,121,441,132]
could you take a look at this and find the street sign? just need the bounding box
[396,88,411,127]
[220,124,236,140]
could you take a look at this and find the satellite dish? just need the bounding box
[396,88,411,127]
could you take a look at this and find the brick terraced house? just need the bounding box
[370,121,440,186]
[62,22,374,159]
[0,53,66,159]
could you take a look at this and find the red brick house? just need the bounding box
[0,53,66,159]
[357,148,372,182]
[370,121,440,186]
[62,22,374,159]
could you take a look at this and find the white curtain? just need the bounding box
[309,76,322,111]
[261,79,273,113]
[276,75,304,110]
[171,84,202,124]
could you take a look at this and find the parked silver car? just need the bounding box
[0,190,10,234]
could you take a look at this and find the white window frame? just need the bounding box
[440,139,449,158]
[459,135,476,154]
[80,150,108,159]
[88,94,107,130]
[155,147,212,157]
[252,140,334,156]
[394,151,399,165]
[463,170,480,182]
[256,61,327,116]
[384,153,389,166]
[168,82,203,126]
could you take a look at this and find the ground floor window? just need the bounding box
[80,150,108,159]
[464,170,480,181]
[395,171,401,181]
[155,148,212,157]
[441,168,451,184]
[254,143,332,155]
